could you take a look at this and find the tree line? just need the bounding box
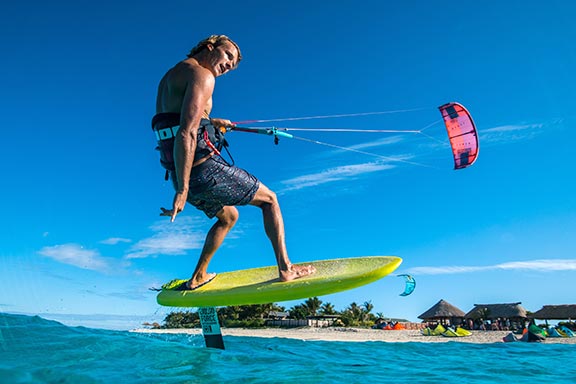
[157,297,406,329]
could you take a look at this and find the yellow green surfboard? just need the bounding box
[156,256,402,307]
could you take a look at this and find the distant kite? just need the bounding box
[398,274,416,297]
[439,102,479,170]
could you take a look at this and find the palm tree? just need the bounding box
[218,306,241,321]
[320,302,337,315]
[363,301,373,314]
[362,301,374,323]
[239,304,273,319]
[348,302,362,319]
[339,302,363,326]
[289,304,309,319]
[304,297,322,316]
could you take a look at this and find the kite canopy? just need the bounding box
[398,274,416,296]
[439,102,479,170]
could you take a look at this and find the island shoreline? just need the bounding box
[131,327,576,344]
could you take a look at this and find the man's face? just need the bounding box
[207,41,239,77]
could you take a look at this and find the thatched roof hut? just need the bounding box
[465,303,527,320]
[531,305,576,320]
[418,299,466,325]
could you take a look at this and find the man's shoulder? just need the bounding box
[173,59,207,75]
[170,59,213,84]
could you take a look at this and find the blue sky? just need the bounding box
[1,1,575,329]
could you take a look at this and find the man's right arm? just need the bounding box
[169,68,215,221]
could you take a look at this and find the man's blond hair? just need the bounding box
[187,35,242,65]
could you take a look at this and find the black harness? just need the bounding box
[151,113,231,179]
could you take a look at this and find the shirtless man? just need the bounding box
[153,35,315,289]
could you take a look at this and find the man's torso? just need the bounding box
[156,59,212,117]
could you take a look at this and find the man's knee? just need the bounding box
[264,189,278,205]
[252,184,279,207]
[218,207,239,227]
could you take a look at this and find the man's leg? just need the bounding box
[188,206,239,289]
[249,183,315,281]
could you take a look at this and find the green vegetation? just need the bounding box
[163,311,200,328]
[155,297,392,329]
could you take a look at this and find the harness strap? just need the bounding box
[203,130,221,156]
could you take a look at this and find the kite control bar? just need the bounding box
[227,126,293,145]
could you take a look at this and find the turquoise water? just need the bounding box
[1,313,574,384]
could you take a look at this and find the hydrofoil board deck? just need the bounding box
[157,256,402,307]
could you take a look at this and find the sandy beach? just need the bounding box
[132,327,576,344]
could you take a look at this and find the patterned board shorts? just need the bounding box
[171,156,260,218]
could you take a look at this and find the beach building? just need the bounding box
[418,299,466,326]
[266,311,290,320]
[531,304,576,322]
[465,302,528,330]
[265,313,340,328]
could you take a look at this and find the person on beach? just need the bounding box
[153,35,316,290]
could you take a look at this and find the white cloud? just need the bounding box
[482,123,542,133]
[480,123,544,144]
[279,161,395,192]
[406,259,576,275]
[100,237,132,245]
[495,259,576,271]
[38,244,116,273]
[125,217,205,259]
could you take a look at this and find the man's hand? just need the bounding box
[210,118,234,132]
[160,190,188,222]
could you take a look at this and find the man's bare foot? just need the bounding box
[280,264,316,282]
[188,272,217,290]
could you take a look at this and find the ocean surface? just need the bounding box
[1,313,574,384]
